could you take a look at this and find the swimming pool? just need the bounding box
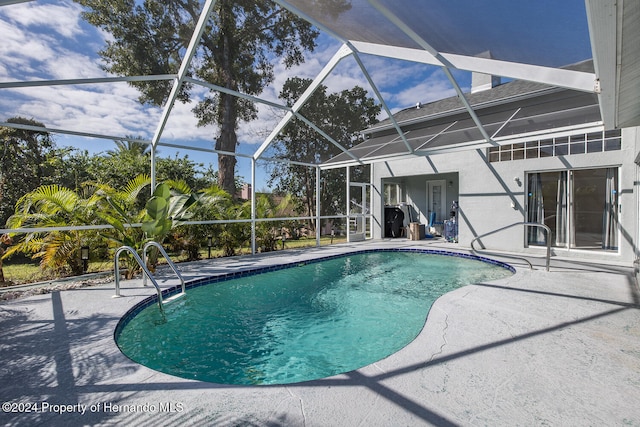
[115,249,514,385]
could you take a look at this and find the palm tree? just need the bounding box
[92,175,151,263]
[106,137,151,157]
[94,175,201,277]
[252,193,294,252]
[4,184,99,275]
[3,175,207,279]
[0,234,13,284]
[164,183,232,260]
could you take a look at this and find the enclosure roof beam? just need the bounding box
[366,0,495,146]
[150,0,217,150]
[184,77,292,111]
[159,141,317,167]
[350,41,597,94]
[0,121,153,145]
[348,44,413,153]
[0,0,34,5]
[253,43,354,161]
[0,120,320,168]
[0,75,177,89]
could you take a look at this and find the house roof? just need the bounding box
[323,60,601,167]
[368,60,596,133]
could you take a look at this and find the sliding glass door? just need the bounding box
[527,171,567,247]
[572,168,618,250]
[527,168,618,251]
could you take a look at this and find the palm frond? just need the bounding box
[29,185,78,214]
[121,174,151,205]
[164,179,192,195]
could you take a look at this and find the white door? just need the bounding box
[349,183,369,241]
[427,180,447,223]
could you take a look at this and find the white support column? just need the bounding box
[346,166,351,243]
[316,166,321,246]
[251,158,256,255]
[370,166,376,240]
[150,145,156,194]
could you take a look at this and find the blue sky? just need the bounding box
[0,0,592,190]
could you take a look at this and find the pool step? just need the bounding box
[164,292,186,303]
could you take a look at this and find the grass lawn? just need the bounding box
[0,236,348,286]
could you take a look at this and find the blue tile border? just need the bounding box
[114,248,514,339]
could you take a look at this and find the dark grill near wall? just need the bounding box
[384,207,405,238]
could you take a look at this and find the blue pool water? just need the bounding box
[115,250,513,385]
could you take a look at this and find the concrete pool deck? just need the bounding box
[1,239,639,426]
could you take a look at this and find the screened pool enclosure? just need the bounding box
[0,0,638,256]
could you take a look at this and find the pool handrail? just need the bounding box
[470,222,551,271]
[142,241,186,298]
[113,245,165,312]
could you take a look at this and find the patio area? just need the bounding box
[1,239,639,426]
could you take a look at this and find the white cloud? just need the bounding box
[0,2,156,141]
[44,49,106,80]
[0,2,463,156]
[3,1,84,39]
[0,21,58,78]
[388,77,456,109]
[161,99,215,141]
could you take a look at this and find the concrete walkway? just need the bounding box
[1,240,639,426]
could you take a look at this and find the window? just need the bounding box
[384,183,401,206]
[570,134,586,154]
[489,130,621,162]
[527,168,618,251]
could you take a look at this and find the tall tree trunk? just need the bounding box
[0,255,5,283]
[216,100,237,196]
[216,1,238,197]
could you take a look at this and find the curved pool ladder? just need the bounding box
[470,222,551,272]
[113,244,186,312]
[141,241,185,300]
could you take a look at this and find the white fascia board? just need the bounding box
[322,151,420,169]
[585,0,618,129]
[350,40,597,93]
[321,159,366,170]
[322,122,605,169]
[489,123,604,146]
[413,122,604,155]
